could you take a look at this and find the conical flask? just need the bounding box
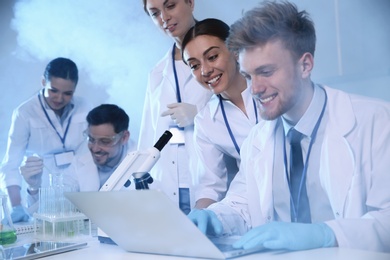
[0,191,17,245]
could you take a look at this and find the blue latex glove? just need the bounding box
[10,205,30,223]
[188,209,223,236]
[233,222,336,251]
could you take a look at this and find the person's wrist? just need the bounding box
[12,204,23,210]
[317,223,337,247]
[27,185,40,195]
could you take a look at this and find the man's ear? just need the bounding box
[188,0,195,11]
[300,52,314,79]
[41,76,46,87]
[121,130,130,144]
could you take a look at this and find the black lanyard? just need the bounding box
[38,92,72,149]
[219,95,259,155]
[171,43,182,103]
[282,87,327,221]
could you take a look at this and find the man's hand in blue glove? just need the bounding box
[10,205,30,223]
[233,222,336,251]
[188,209,223,236]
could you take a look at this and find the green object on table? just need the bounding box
[0,229,17,245]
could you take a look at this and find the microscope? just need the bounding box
[99,130,172,191]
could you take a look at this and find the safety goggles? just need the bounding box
[84,130,124,147]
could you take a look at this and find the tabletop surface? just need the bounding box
[4,230,390,260]
[28,237,390,260]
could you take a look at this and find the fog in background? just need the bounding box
[1,0,389,160]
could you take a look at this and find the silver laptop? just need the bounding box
[64,190,263,259]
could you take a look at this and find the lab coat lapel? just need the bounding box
[319,87,356,218]
[242,88,258,123]
[208,95,220,121]
[320,135,354,218]
[37,92,65,136]
[76,152,100,191]
[162,49,179,99]
[249,120,280,225]
[162,49,193,102]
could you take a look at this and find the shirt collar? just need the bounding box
[208,95,220,120]
[282,83,326,138]
[209,88,252,120]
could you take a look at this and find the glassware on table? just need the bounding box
[0,191,17,245]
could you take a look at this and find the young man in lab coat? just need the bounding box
[68,104,136,191]
[188,1,390,253]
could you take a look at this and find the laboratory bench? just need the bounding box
[22,236,390,260]
[3,228,389,260]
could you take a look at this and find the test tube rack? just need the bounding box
[33,183,92,241]
[33,212,91,242]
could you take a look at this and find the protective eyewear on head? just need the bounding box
[84,130,124,147]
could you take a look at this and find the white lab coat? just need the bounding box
[209,86,390,252]
[193,88,258,202]
[138,48,212,207]
[66,141,136,191]
[1,91,91,210]
[66,145,100,192]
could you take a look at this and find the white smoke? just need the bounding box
[3,0,390,156]
[1,0,261,160]
[11,0,172,141]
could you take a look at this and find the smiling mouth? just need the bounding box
[206,75,221,86]
[93,153,106,159]
[165,23,176,32]
[255,93,277,104]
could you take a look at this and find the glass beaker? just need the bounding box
[0,191,17,245]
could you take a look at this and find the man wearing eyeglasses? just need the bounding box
[23,104,135,213]
[69,104,136,191]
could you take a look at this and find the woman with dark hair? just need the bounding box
[1,57,91,223]
[182,19,259,209]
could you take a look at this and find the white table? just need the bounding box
[42,237,390,260]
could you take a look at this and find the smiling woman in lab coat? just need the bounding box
[138,0,212,214]
[1,57,91,223]
[181,18,259,209]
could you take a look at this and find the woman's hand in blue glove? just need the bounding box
[10,205,30,223]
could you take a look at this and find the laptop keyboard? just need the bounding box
[210,236,241,252]
[214,242,237,252]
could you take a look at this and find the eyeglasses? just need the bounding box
[84,130,123,147]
